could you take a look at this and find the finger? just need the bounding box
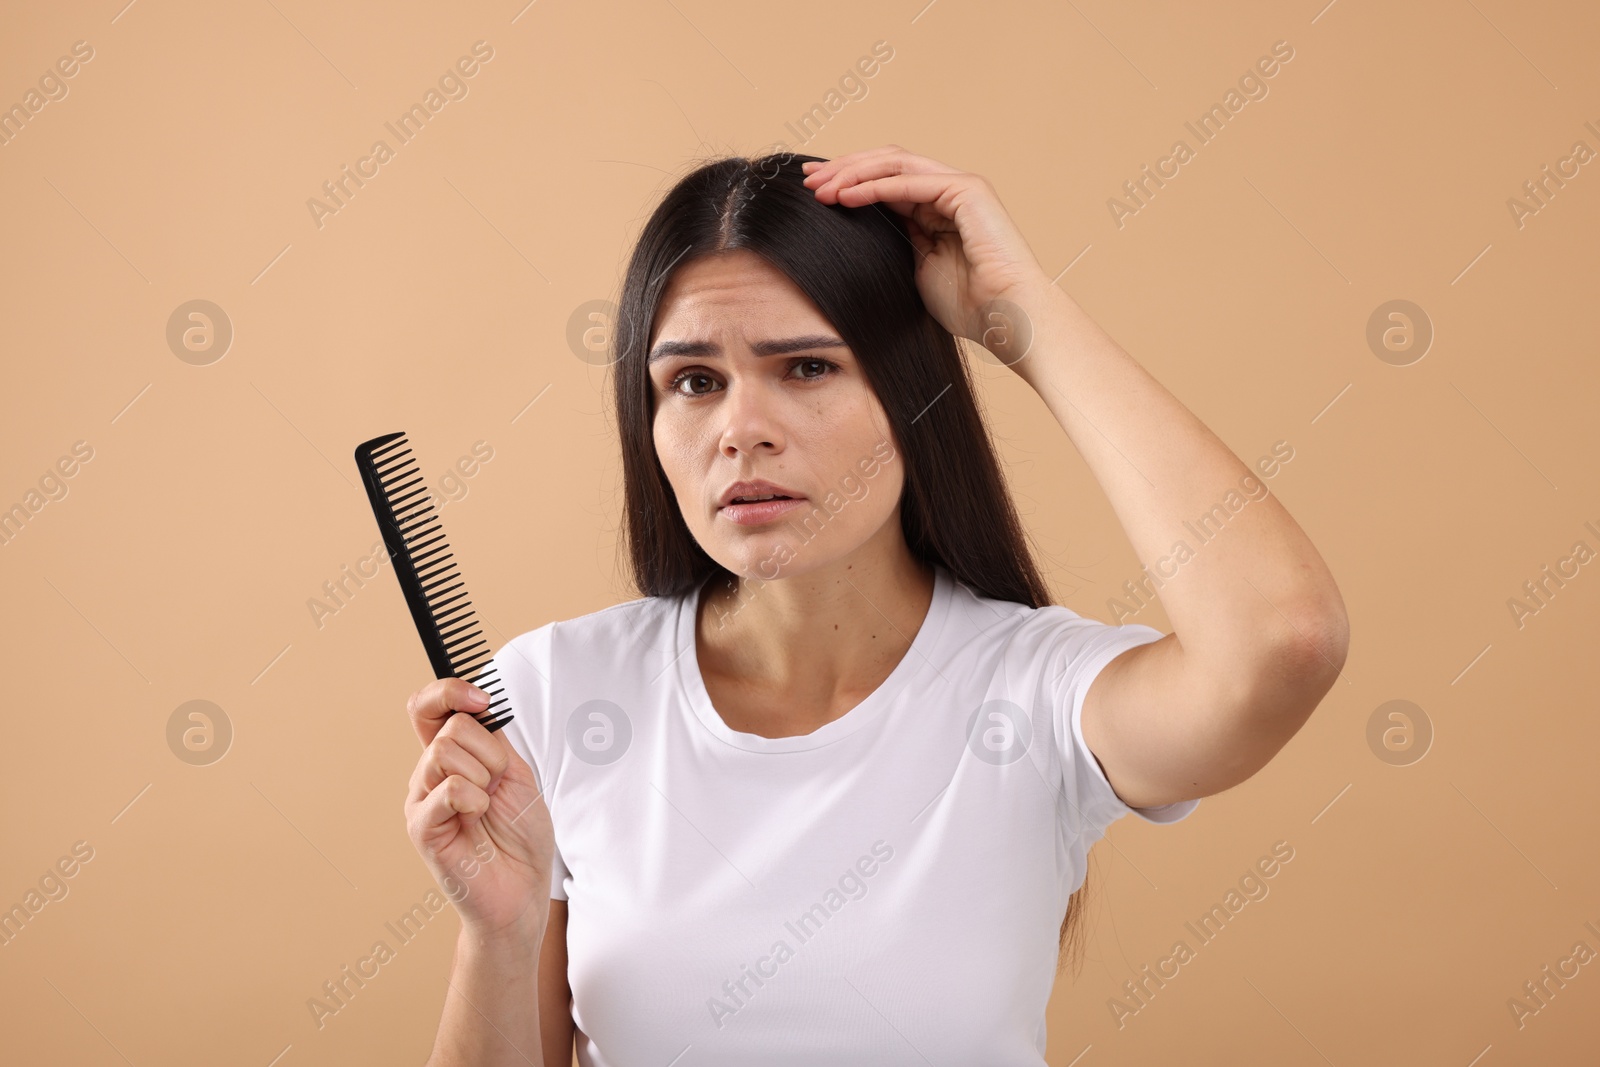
[409,774,491,844]
[802,146,957,197]
[904,213,936,258]
[410,734,492,803]
[407,677,493,747]
[806,150,960,193]
[813,170,974,218]
[824,171,978,215]
[436,710,512,793]
[494,730,542,797]
[799,144,932,184]
[808,160,957,208]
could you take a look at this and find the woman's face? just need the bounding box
[648,249,906,584]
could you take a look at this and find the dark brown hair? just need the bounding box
[608,150,1097,973]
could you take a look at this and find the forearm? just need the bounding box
[428,921,546,1067]
[1001,278,1348,682]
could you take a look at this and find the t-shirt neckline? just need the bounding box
[676,564,954,753]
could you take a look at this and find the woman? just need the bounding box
[403,146,1349,1065]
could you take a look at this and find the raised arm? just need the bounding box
[1002,276,1348,808]
[801,145,1350,810]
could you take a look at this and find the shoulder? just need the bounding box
[486,589,684,769]
[492,587,684,683]
[942,575,1125,654]
[940,574,1029,644]
[942,575,1166,691]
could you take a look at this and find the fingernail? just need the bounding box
[468,685,490,703]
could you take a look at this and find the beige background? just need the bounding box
[3,0,1598,1063]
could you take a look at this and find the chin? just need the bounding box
[715,532,867,585]
[707,539,798,582]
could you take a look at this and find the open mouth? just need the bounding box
[719,495,806,525]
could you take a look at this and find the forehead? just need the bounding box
[651,251,831,342]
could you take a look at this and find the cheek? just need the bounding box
[652,413,706,504]
[864,450,905,523]
[652,420,682,487]
[815,412,903,522]
[826,393,897,476]
[805,379,888,447]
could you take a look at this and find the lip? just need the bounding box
[717,479,804,509]
[719,497,808,526]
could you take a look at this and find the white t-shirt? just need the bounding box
[489,562,1198,1066]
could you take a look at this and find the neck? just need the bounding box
[697,535,937,705]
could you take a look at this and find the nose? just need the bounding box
[717,375,787,457]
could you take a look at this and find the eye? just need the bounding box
[663,357,839,397]
[666,369,720,396]
[792,358,839,380]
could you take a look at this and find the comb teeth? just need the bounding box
[354,431,514,734]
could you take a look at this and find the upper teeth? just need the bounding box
[736,494,781,502]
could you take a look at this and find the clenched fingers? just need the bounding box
[407,773,492,847]
[407,676,494,747]
[414,713,509,794]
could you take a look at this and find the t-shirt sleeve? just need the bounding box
[485,622,570,902]
[1042,608,1201,843]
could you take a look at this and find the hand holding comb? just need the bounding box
[354,431,514,733]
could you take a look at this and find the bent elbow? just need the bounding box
[1219,599,1349,728]
[1292,597,1350,688]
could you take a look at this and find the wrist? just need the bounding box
[459,909,547,955]
[993,273,1075,330]
[974,276,1072,380]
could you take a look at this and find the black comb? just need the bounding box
[354,431,513,733]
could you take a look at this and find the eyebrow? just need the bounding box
[647,334,848,365]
